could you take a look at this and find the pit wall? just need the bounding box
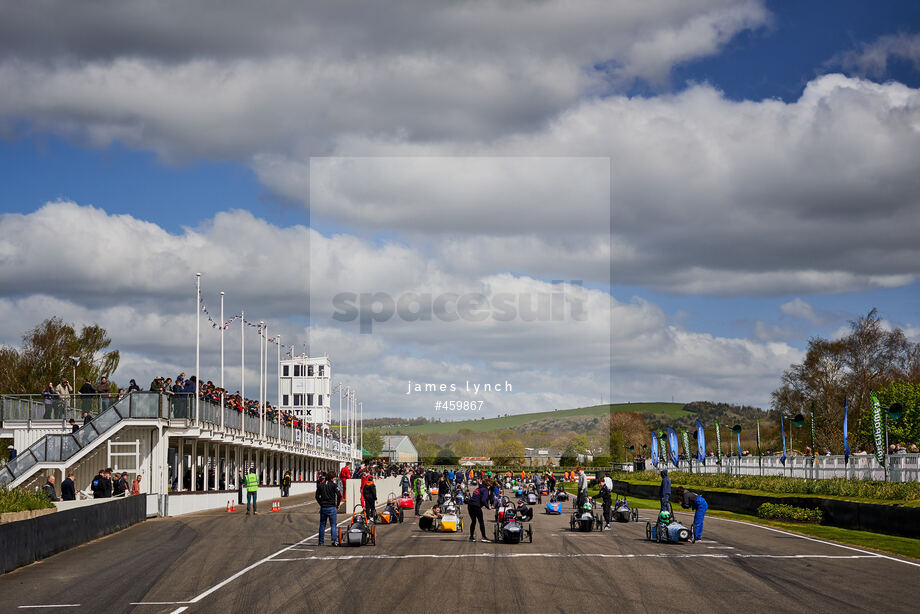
[163,481,317,516]
[1,495,146,574]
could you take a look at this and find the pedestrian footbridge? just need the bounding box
[0,392,355,503]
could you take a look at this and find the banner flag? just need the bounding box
[843,397,850,466]
[681,429,691,466]
[871,392,885,467]
[715,421,722,465]
[650,432,659,468]
[809,402,817,457]
[736,431,742,457]
[756,419,762,456]
[780,414,787,466]
[695,420,706,465]
[667,427,680,467]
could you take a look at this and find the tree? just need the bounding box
[490,439,525,466]
[435,448,459,465]
[610,430,627,463]
[771,309,920,450]
[0,317,120,393]
[450,439,474,457]
[364,428,384,457]
[409,435,439,463]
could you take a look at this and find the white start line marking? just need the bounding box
[18,607,81,610]
[266,552,880,562]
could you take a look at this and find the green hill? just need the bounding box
[380,402,689,435]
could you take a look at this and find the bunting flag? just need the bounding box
[736,430,742,457]
[650,432,659,468]
[199,297,241,330]
[756,419,762,456]
[681,429,691,466]
[715,421,722,465]
[667,427,680,467]
[843,397,850,466]
[197,284,300,353]
[810,402,817,457]
[780,414,787,466]
[871,392,885,467]
[695,420,705,465]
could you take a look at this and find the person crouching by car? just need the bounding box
[674,486,708,543]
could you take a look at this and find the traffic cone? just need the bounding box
[273,500,281,512]
[226,500,232,512]
[231,501,237,512]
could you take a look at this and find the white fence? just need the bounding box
[659,453,920,482]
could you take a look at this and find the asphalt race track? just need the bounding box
[2,493,918,613]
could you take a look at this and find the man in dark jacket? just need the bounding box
[103,468,114,497]
[79,380,96,415]
[598,478,612,530]
[61,473,76,501]
[658,469,671,511]
[113,472,129,496]
[43,475,60,502]
[91,469,107,498]
[399,472,410,496]
[467,479,490,542]
[315,472,340,546]
[281,470,292,497]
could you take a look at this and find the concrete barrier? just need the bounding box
[163,481,317,516]
[0,495,146,574]
[611,479,920,538]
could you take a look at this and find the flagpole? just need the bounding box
[259,321,264,439]
[240,311,245,402]
[263,323,269,436]
[275,335,278,428]
[195,273,200,424]
[220,291,225,430]
[360,399,363,456]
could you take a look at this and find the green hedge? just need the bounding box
[757,502,823,523]
[623,471,920,502]
[0,486,56,514]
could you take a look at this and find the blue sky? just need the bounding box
[0,1,918,413]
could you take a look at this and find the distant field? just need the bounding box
[380,402,689,435]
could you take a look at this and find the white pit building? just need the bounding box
[279,354,332,424]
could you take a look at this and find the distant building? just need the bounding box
[382,435,419,463]
[459,456,493,467]
[278,354,331,424]
[524,448,563,467]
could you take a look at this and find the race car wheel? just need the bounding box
[645,522,651,541]
[631,508,639,522]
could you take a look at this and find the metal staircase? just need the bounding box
[0,393,158,488]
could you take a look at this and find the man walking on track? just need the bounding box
[413,471,426,518]
[467,479,490,542]
[245,468,259,515]
[316,471,340,546]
